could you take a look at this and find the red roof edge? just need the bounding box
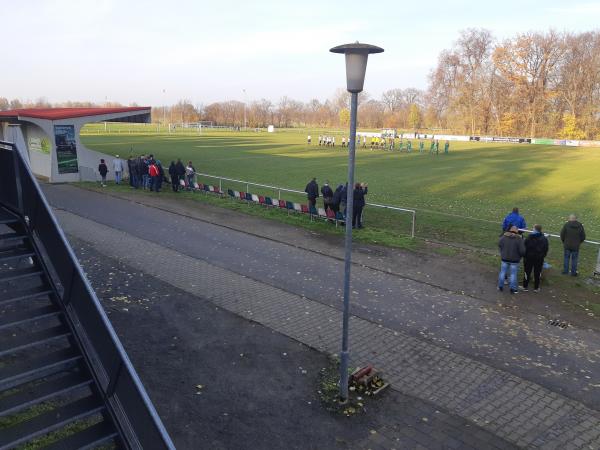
[0,107,151,121]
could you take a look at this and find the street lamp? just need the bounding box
[330,41,383,402]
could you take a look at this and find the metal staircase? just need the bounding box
[0,141,175,449]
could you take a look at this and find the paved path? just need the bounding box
[45,185,600,448]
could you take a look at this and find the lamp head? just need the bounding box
[330,42,384,93]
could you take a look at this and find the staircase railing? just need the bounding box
[0,140,175,449]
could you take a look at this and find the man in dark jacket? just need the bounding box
[332,184,343,215]
[175,159,186,190]
[522,224,549,292]
[321,181,334,213]
[352,182,368,229]
[304,177,319,210]
[560,214,586,276]
[168,161,178,192]
[497,225,526,294]
[127,156,135,187]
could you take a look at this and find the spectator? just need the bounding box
[560,214,586,276]
[321,181,334,213]
[139,156,148,190]
[304,177,319,210]
[522,224,549,292]
[502,207,526,233]
[112,155,124,184]
[185,160,196,189]
[155,160,164,192]
[148,160,160,192]
[175,158,186,190]
[497,225,526,294]
[332,184,344,215]
[98,159,108,187]
[352,182,368,229]
[307,135,311,145]
[127,156,135,187]
[168,161,179,192]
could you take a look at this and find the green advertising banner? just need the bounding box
[54,125,79,174]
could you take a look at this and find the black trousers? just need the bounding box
[523,257,543,289]
[353,205,364,228]
[171,175,179,192]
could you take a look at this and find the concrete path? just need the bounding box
[44,184,600,449]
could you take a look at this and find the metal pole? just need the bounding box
[339,91,358,402]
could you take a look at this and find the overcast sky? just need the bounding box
[4,0,599,107]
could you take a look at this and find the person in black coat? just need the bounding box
[98,159,108,187]
[332,184,343,214]
[127,156,135,187]
[175,159,186,190]
[321,181,334,213]
[168,161,178,192]
[304,177,319,210]
[352,182,368,228]
[522,224,549,292]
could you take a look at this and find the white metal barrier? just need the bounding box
[194,171,416,238]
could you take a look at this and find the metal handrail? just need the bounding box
[0,140,174,449]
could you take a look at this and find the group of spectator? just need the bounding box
[123,155,165,192]
[99,156,198,194]
[498,207,587,294]
[304,178,368,228]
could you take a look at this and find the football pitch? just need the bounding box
[81,126,600,273]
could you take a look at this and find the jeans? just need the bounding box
[142,174,149,190]
[498,261,519,291]
[114,171,121,184]
[563,249,579,274]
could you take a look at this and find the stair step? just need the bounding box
[41,420,118,450]
[0,232,27,244]
[0,348,83,391]
[0,395,104,450]
[0,305,60,331]
[0,266,43,283]
[0,247,35,263]
[0,284,53,306]
[0,372,92,417]
[0,325,71,357]
[0,210,20,225]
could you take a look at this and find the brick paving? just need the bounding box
[56,209,600,449]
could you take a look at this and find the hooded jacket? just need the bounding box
[498,231,526,263]
[524,231,549,259]
[560,220,586,251]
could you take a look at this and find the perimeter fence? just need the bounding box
[192,171,600,276]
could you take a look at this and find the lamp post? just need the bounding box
[330,42,383,402]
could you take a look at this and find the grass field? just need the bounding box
[80,125,600,275]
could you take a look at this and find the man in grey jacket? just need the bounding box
[560,214,586,276]
[498,225,526,294]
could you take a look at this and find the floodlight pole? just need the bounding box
[339,91,358,401]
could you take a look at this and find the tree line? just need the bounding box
[2,29,598,139]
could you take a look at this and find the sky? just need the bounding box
[3,0,599,107]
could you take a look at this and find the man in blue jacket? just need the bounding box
[502,207,526,233]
